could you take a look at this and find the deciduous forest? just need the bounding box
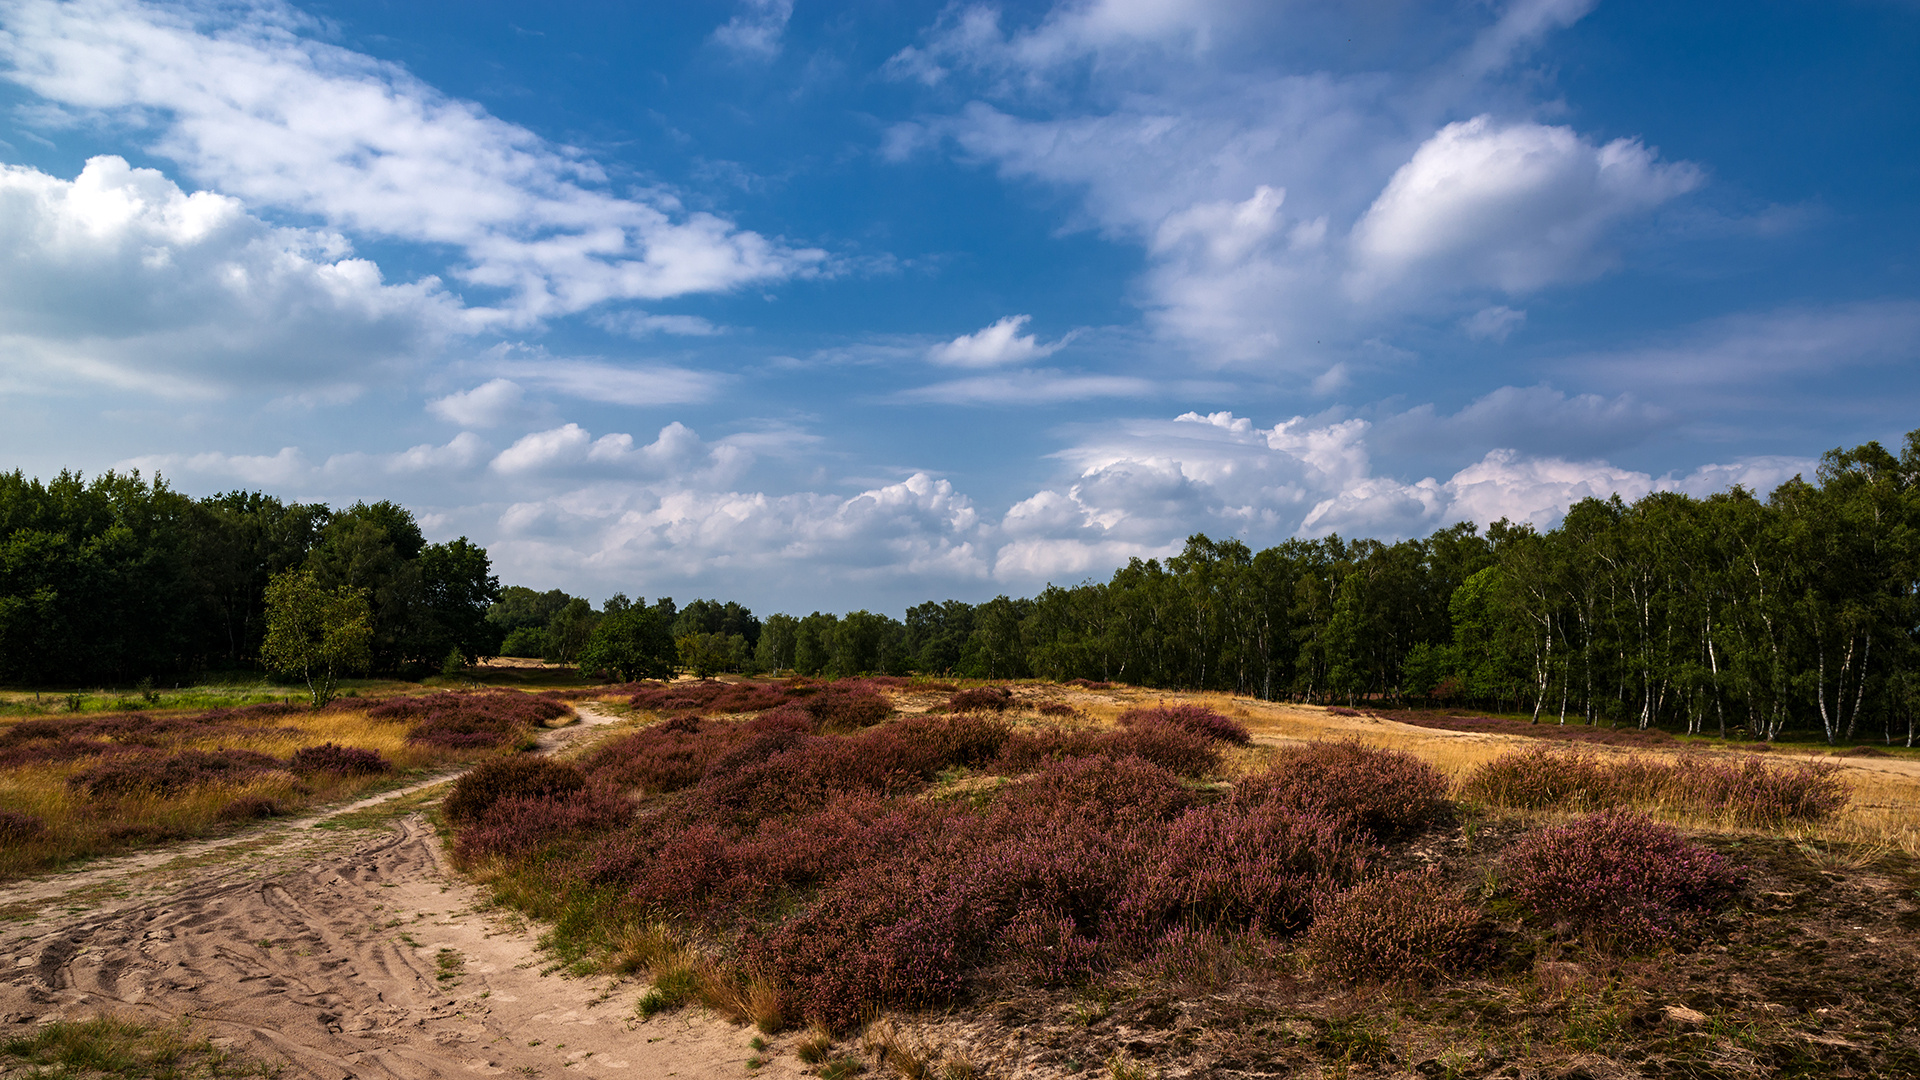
[6,430,1919,745]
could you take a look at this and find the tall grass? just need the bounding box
[0,691,572,879]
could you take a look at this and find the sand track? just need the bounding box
[0,705,796,1079]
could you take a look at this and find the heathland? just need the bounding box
[2,672,1918,1078]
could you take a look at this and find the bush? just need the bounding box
[948,687,1013,713]
[890,712,1013,771]
[1095,721,1222,777]
[802,685,895,732]
[455,785,634,861]
[68,749,283,798]
[1237,740,1449,838]
[444,756,586,825]
[0,809,46,842]
[1460,746,1850,825]
[289,742,391,775]
[1142,805,1379,935]
[1036,702,1079,718]
[377,691,571,750]
[994,727,1103,772]
[1305,871,1491,983]
[1505,810,1744,953]
[1116,704,1250,745]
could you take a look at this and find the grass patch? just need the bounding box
[0,1015,282,1078]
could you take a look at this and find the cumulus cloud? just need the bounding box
[1350,116,1701,298]
[0,156,456,398]
[926,314,1069,367]
[428,378,525,428]
[712,0,793,58]
[0,0,824,324]
[490,421,756,486]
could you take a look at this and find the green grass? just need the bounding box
[0,1016,282,1079]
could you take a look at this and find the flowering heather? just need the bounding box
[68,748,283,798]
[1118,704,1251,745]
[949,687,1014,713]
[288,743,390,775]
[444,756,586,824]
[377,691,570,749]
[0,809,45,842]
[628,680,796,716]
[993,727,1104,772]
[799,684,894,732]
[454,785,634,862]
[1035,702,1079,718]
[1505,810,1744,953]
[1667,755,1849,826]
[1067,678,1113,690]
[1305,871,1492,984]
[1236,740,1450,839]
[1095,720,1222,777]
[1144,805,1379,935]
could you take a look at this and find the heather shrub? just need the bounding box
[1238,740,1450,838]
[993,727,1102,772]
[289,742,391,775]
[628,679,796,717]
[699,730,924,819]
[890,712,1013,770]
[989,754,1197,834]
[1116,704,1250,745]
[0,809,46,842]
[1035,702,1079,718]
[801,685,895,732]
[444,756,586,825]
[1138,805,1379,935]
[948,687,1013,713]
[1094,720,1222,777]
[68,749,283,798]
[585,719,746,794]
[1066,678,1112,690]
[456,785,634,861]
[1668,755,1849,826]
[1459,746,1612,810]
[1305,871,1492,984]
[379,691,570,749]
[1505,810,1744,953]
[749,862,969,1031]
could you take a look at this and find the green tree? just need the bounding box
[577,600,675,681]
[260,568,372,707]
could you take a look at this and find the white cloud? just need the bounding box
[593,310,725,338]
[0,0,824,324]
[894,369,1156,405]
[885,0,1236,86]
[428,378,525,428]
[927,314,1068,367]
[1462,304,1525,342]
[481,344,724,407]
[712,0,793,58]
[489,420,758,486]
[0,155,456,398]
[1350,116,1701,298]
[1374,384,1666,461]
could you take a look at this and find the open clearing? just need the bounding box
[3,683,1918,1078]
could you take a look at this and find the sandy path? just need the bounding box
[0,704,802,1080]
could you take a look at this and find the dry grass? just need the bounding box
[0,697,567,880]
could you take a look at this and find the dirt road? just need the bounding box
[0,705,800,1079]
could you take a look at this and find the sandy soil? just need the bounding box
[0,704,800,1080]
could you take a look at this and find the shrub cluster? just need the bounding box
[0,809,46,842]
[67,748,284,798]
[1235,740,1451,839]
[375,691,571,749]
[444,756,586,825]
[628,680,796,716]
[289,742,391,775]
[1116,703,1250,745]
[1505,810,1744,953]
[1305,871,1491,983]
[1460,746,1849,824]
[948,687,1014,713]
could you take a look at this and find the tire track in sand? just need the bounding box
[0,704,802,1080]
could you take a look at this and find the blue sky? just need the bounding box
[2,0,1917,613]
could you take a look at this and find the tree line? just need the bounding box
[0,470,499,684]
[7,430,1918,743]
